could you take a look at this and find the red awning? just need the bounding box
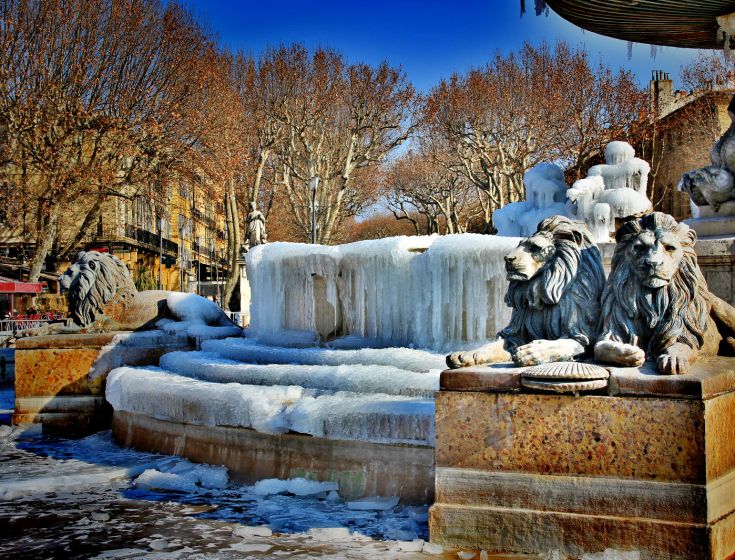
[0,281,44,294]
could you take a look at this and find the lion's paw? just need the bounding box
[513,339,585,366]
[594,340,645,367]
[657,353,690,375]
[446,351,478,369]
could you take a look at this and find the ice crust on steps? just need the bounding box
[246,234,516,353]
[106,367,435,446]
[159,351,440,398]
[201,338,448,373]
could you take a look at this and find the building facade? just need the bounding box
[647,71,735,220]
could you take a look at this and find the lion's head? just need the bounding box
[500,215,606,354]
[61,251,138,327]
[601,212,709,357]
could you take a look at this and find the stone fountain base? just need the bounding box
[13,332,191,435]
[112,410,435,504]
[429,359,735,560]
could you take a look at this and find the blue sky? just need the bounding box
[184,0,702,92]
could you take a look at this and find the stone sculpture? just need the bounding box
[246,202,267,248]
[447,215,606,368]
[594,212,735,374]
[33,251,239,334]
[678,96,735,226]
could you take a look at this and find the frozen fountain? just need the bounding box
[567,141,652,242]
[495,142,652,243]
[493,163,570,237]
[104,234,519,504]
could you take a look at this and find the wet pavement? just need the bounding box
[0,424,539,560]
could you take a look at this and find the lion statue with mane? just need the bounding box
[32,250,239,335]
[594,212,735,374]
[447,215,606,368]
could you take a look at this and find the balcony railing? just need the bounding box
[86,225,178,257]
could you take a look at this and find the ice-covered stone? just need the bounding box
[494,163,574,238]
[159,350,439,398]
[346,496,400,511]
[252,478,338,497]
[567,141,653,242]
[135,470,198,493]
[233,525,273,538]
[246,234,516,353]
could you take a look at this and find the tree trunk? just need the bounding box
[28,206,59,282]
[222,180,241,310]
[56,197,104,267]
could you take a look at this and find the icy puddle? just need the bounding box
[0,425,540,559]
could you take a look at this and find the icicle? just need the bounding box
[534,0,547,16]
[650,44,657,59]
[718,13,735,61]
[627,41,633,60]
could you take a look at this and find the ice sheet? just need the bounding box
[159,351,439,397]
[201,338,447,373]
[106,367,435,445]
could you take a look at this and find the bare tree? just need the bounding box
[261,45,415,244]
[386,150,479,235]
[420,42,646,232]
[0,0,217,280]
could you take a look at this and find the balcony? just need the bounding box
[86,225,178,257]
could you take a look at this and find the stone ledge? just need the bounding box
[429,502,730,560]
[113,410,435,505]
[435,467,735,525]
[15,332,123,349]
[441,356,735,400]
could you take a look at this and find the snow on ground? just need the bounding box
[0,425,451,559]
[202,338,447,373]
[106,367,435,445]
[159,351,440,398]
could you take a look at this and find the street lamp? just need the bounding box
[196,235,202,296]
[309,176,319,244]
[158,216,164,290]
[210,240,219,306]
[178,223,185,292]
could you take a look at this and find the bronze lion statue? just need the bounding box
[594,212,735,374]
[31,251,240,335]
[447,215,606,368]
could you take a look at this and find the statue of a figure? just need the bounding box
[246,202,267,247]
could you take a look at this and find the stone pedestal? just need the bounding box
[429,359,735,559]
[13,332,190,435]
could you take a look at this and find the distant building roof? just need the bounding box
[545,0,735,49]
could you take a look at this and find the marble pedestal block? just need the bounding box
[429,359,735,559]
[13,332,190,436]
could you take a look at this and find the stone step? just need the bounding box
[201,338,447,373]
[158,351,439,398]
[106,366,435,446]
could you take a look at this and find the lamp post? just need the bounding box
[178,223,185,292]
[309,176,319,244]
[196,235,202,296]
[158,216,164,290]
[210,240,219,306]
